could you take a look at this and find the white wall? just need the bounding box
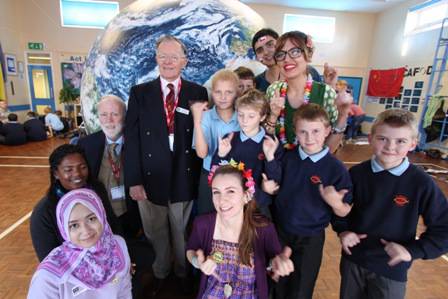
[0,0,29,120]
[369,0,437,68]
[364,0,440,132]
[0,0,134,117]
[4,0,439,124]
[248,4,376,69]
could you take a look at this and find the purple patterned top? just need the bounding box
[203,239,256,299]
[187,213,282,299]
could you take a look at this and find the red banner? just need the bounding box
[367,67,405,97]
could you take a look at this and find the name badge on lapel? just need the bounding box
[176,106,190,115]
[72,285,87,297]
[111,185,125,201]
[169,134,174,152]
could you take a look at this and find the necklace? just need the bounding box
[277,78,313,149]
[210,238,254,298]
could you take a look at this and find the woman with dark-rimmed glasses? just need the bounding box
[264,31,351,153]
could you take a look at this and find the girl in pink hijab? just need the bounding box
[27,188,131,299]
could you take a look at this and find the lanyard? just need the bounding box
[107,148,121,184]
[161,80,182,129]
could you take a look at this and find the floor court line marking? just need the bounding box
[0,158,446,261]
[0,156,47,159]
[0,164,49,168]
[0,211,32,241]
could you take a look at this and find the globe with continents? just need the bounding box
[81,0,265,133]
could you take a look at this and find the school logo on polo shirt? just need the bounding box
[310,175,322,184]
[393,194,409,207]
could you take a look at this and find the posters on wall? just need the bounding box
[61,62,84,93]
[366,65,431,115]
[60,54,86,96]
[5,54,17,76]
[367,67,405,97]
[339,76,363,104]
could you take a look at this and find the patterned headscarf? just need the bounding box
[37,188,125,289]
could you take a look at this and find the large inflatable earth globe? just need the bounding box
[80,0,265,132]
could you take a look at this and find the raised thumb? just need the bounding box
[339,189,349,196]
[281,246,292,259]
[196,249,205,263]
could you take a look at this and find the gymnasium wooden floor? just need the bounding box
[0,138,447,299]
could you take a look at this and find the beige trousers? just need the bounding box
[137,199,193,279]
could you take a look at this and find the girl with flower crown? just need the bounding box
[27,188,132,299]
[186,165,294,299]
[264,31,351,152]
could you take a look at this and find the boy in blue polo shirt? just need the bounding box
[263,103,352,299]
[337,109,448,299]
[191,69,240,215]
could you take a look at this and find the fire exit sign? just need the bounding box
[28,42,44,50]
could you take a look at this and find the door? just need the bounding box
[28,65,55,113]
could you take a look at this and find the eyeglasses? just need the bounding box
[274,47,303,62]
[157,54,185,62]
[255,40,276,55]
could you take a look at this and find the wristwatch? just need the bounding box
[332,124,347,134]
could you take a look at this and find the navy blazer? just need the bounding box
[78,130,142,235]
[78,131,109,177]
[24,118,47,141]
[0,122,27,145]
[124,77,208,206]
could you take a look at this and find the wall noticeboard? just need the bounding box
[5,54,17,76]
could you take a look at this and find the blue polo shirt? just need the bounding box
[371,156,410,176]
[193,106,239,171]
[45,113,64,131]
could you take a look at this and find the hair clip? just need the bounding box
[208,159,256,197]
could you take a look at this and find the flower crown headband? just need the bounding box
[207,159,256,197]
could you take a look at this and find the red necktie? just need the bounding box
[166,83,175,134]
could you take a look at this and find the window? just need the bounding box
[283,14,335,43]
[404,0,448,35]
[60,0,119,29]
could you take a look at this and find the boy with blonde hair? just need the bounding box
[337,109,448,299]
[192,69,240,214]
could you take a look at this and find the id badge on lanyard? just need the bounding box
[111,185,125,200]
[168,134,174,152]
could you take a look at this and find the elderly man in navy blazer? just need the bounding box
[124,35,208,297]
[78,95,141,234]
[78,94,153,298]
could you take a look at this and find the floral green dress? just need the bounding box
[266,79,338,148]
